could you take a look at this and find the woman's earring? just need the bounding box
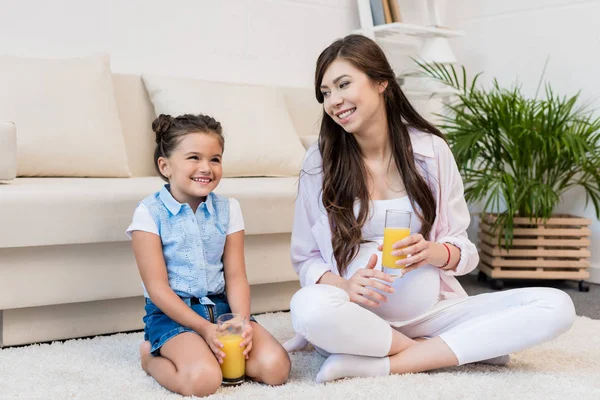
[380,81,388,93]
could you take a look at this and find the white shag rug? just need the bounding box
[1,313,599,400]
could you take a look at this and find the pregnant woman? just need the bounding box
[284,34,576,383]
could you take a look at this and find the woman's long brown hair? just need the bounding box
[315,34,446,276]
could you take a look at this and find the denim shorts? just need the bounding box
[143,293,257,356]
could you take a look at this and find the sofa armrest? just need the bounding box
[0,121,17,180]
[299,135,318,150]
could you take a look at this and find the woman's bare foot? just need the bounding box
[140,341,152,374]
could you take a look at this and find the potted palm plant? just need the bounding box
[410,61,600,291]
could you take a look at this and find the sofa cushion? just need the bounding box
[0,54,131,177]
[281,86,323,138]
[0,177,299,248]
[142,74,306,178]
[112,74,158,178]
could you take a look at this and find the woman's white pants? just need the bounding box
[290,284,575,365]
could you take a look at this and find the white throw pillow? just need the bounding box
[0,54,130,177]
[142,74,306,177]
[281,86,323,138]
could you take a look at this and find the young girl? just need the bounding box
[127,114,290,396]
[285,34,575,383]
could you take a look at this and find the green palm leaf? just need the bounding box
[411,61,600,247]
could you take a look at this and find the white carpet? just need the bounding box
[1,313,599,400]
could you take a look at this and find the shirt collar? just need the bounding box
[408,127,435,159]
[158,184,216,216]
[159,184,183,215]
[201,192,216,215]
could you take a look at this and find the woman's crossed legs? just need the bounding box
[290,284,575,382]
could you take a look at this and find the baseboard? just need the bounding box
[589,264,600,284]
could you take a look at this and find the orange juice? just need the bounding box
[382,227,411,269]
[219,334,245,384]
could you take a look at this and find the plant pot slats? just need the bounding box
[482,214,591,227]
[479,243,590,258]
[482,226,591,238]
[480,253,590,268]
[479,233,590,248]
[478,214,591,281]
[479,263,590,280]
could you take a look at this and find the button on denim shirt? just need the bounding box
[141,185,230,306]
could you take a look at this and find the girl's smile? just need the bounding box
[191,175,213,185]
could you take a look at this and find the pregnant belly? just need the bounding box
[365,265,441,322]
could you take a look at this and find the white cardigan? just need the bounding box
[290,129,479,300]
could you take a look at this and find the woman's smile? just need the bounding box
[336,107,357,124]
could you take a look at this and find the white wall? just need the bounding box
[447,0,600,283]
[0,0,358,87]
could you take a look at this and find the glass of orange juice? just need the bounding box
[217,313,246,386]
[382,210,412,273]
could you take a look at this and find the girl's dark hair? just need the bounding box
[314,34,446,276]
[152,113,224,181]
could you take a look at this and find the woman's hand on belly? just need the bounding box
[368,265,442,322]
[344,254,395,307]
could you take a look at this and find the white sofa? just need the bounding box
[0,67,321,347]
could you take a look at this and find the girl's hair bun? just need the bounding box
[152,114,174,142]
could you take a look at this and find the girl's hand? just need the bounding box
[199,323,226,364]
[240,321,253,359]
[344,254,395,307]
[378,233,431,275]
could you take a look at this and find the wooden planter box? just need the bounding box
[478,213,591,291]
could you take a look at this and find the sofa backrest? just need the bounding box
[112,74,157,177]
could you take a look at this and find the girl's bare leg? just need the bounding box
[245,322,291,385]
[140,332,222,397]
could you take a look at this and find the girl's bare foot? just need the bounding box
[140,341,152,374]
